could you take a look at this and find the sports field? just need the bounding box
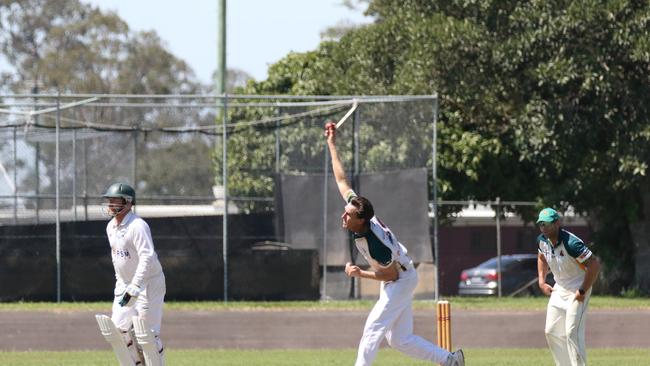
[1,348,648,365]
[2,296,648,311]
[1,297,649,365]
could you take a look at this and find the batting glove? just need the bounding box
[118,284,142,307]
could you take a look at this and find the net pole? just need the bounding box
[131,131,137,215]
[55,94,61,303]
[322,143,329,300]
[432,96,439,301]
[34,89,40,225]
[83,139,88,220]
[35,142,40,224]
[351,104,361,299]
[222,93,229,302]
[72,129,77,220]
[13,127,17,224]
[275,107,281,174]
[496,197,502,297]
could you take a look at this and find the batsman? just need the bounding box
[96,182,166,366]
[324,122,465,366]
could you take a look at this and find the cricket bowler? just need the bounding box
[325,122,465,366]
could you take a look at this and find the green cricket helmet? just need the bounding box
[102,182,135,218]
[103,182,136,204]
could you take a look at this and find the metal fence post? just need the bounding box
[322,143,329,300]
[222,93,229,302]
[72,128,77,220]
[132,130,138,215]
[351,103,361,299]
[496,197,502,298]
[33,89,40,224]
[13,127,18,224]
[35,141,40,224]
[83,139,88,221]
[275,107,281,174]
[55,94,62,303]
[432,96,439,301]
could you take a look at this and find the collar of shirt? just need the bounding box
[542,228,567,249]
[111,211,135,229]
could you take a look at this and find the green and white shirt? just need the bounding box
[346,190,411,271]
[537,228,592,291]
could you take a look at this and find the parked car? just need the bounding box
[458,254,550,296]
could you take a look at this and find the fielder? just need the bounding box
[325,122,465,366]
[96,182,166,366]
[537,207,601,366]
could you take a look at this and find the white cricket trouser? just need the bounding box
[112,273,166,335]
[355,265,450,366]
[545,285,590,366]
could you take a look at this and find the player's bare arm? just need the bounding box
[324,122,353,199]
[537,253,553,296]
[345,261,399,282]
[575,255,601,302]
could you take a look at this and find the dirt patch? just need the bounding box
[0,309,646,351]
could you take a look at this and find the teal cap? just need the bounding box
[537,207,560,223]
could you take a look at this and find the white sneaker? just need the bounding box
[444,349,465,366]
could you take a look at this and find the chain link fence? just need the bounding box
[0,94,588,302]
[0,95,436,217]
[0,94,444,301]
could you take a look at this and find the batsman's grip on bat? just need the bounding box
[117,283,142,307]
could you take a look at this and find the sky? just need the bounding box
[83,0,373,84]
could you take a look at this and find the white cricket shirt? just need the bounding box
[106,211,163,289]
[537,228,592,292]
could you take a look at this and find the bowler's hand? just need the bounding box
[345,262,361,278]
[539,282,553,296]
[574,289,585,302]
[324,121,336,145]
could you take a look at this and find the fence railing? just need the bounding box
[1,94,583,302]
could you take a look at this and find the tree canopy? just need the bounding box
[1,0,649,292]
[242,0,650,292]
[0,0,211,199]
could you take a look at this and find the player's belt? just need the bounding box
[397,259,414,272]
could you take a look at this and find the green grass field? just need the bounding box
[1,297,648,365]
[1,296,648,312]
[1,348,648,365]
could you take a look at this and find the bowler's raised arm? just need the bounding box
[324,121,352,200]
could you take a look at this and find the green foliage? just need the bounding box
[242,0,650,292]
[0,0,199,93]
[0,0,211,200]
[212,103,344,212]
[140,137,215,197]
[3,0,648,291]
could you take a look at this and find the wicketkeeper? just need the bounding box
[96,182,166,366]
[325,122,465,366]
[537,207,601,366]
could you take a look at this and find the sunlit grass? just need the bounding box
[0,296,648,312]
[0,348,648,366]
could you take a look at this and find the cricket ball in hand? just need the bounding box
[325,121,336,136]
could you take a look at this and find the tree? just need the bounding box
[500,0,650,292]
[240,0,650,292]
[0,0,211,202]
